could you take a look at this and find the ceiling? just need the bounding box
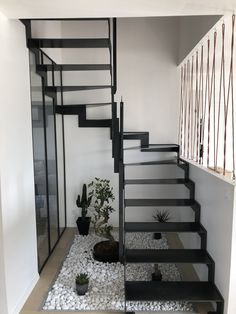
[0,0,234,19]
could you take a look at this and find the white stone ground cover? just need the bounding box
[43,231,193,312]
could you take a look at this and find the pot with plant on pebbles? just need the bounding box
[76,184,92,236]
[153,209,171,239]
[75,273,89,295]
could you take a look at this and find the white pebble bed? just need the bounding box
[43,231,193,312]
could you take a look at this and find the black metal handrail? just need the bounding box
[112,18,117,94]
[120,99,124,162]
[108,18,119,172]
[119,99,124,260]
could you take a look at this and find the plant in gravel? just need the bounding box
[75,273,89,285]
[153,210,171,240]
[153,209,171,223]
[75,273,89,295]
[76,184,91,220]
[88,178,115,242]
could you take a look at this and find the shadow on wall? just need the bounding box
[178,15,222,64]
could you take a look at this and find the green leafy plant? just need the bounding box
[153,210,171,223]
[88,178,115,242]
[76,184,91,219]
[75,273,89,285]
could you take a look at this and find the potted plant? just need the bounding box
[153,209,171,239]
[88,177,118,263]
[152,264,162,281]
[75,273,89,295]
[76,184,92,235]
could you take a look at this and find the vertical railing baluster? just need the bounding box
[231,15,235,179]
[223,15,235,176]
[119,99,124,260]
[118,98,126,311]
[194,52,199,161]
[191,57,195,158]
[178,67,184,155]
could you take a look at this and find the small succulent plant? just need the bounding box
[76,184,91,219]
[75,273,89,285]
[153,210,171,223]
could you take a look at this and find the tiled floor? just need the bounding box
[20,228,211,314]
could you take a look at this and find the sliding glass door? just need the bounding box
[29,50,66,272]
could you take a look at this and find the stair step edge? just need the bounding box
[124,222,206,233]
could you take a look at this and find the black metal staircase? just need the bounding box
[23,18,224,314]
[119,102,224,313]
[23,17,119,172]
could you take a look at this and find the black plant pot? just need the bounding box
[93,240,119,263]
[76,283,89,295]
[76,217,91,236]
[153,232,162,240]
[152,272,162,281]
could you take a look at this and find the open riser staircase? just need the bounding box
[22,18,224,314]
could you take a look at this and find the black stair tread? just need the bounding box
[79,119,112,128]
[142,144,179,148]
[45,85,111,92]
[28,38,110,48]
[125,281,223,302]
[125,198,195,207]
[59,103,112,108]
[141,144,179,152]
[37,64,111,71]
[81,102,112,107]
[32,18,109,21]
[125,159,186,166]
[125,249,212,264]
[55,104,112,115]
[123,133,149,141]
[124,131,149,135]
[124,222,205,233]
[125,178,190,185]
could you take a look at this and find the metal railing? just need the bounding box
[179,14,236,180]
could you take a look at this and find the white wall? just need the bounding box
[178,15,221,63]
[0,13,39,314]
[228,189,236,314]
[117,17,179,144]
[0,181,8,314]
[179,161,235,314]
[31,20,62,63]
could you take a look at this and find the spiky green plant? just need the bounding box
[75,273,89,285]
[76,184,91,219]
[88,178,115,242]
[153,210,171,223]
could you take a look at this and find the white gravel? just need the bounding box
[43,231,193,312]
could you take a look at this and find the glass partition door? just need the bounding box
[30,50,66,272]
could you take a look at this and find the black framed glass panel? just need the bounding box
[30,51,49,270]
[44,94,60,250]
[30,49,67,272]
[55,69,66,234]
